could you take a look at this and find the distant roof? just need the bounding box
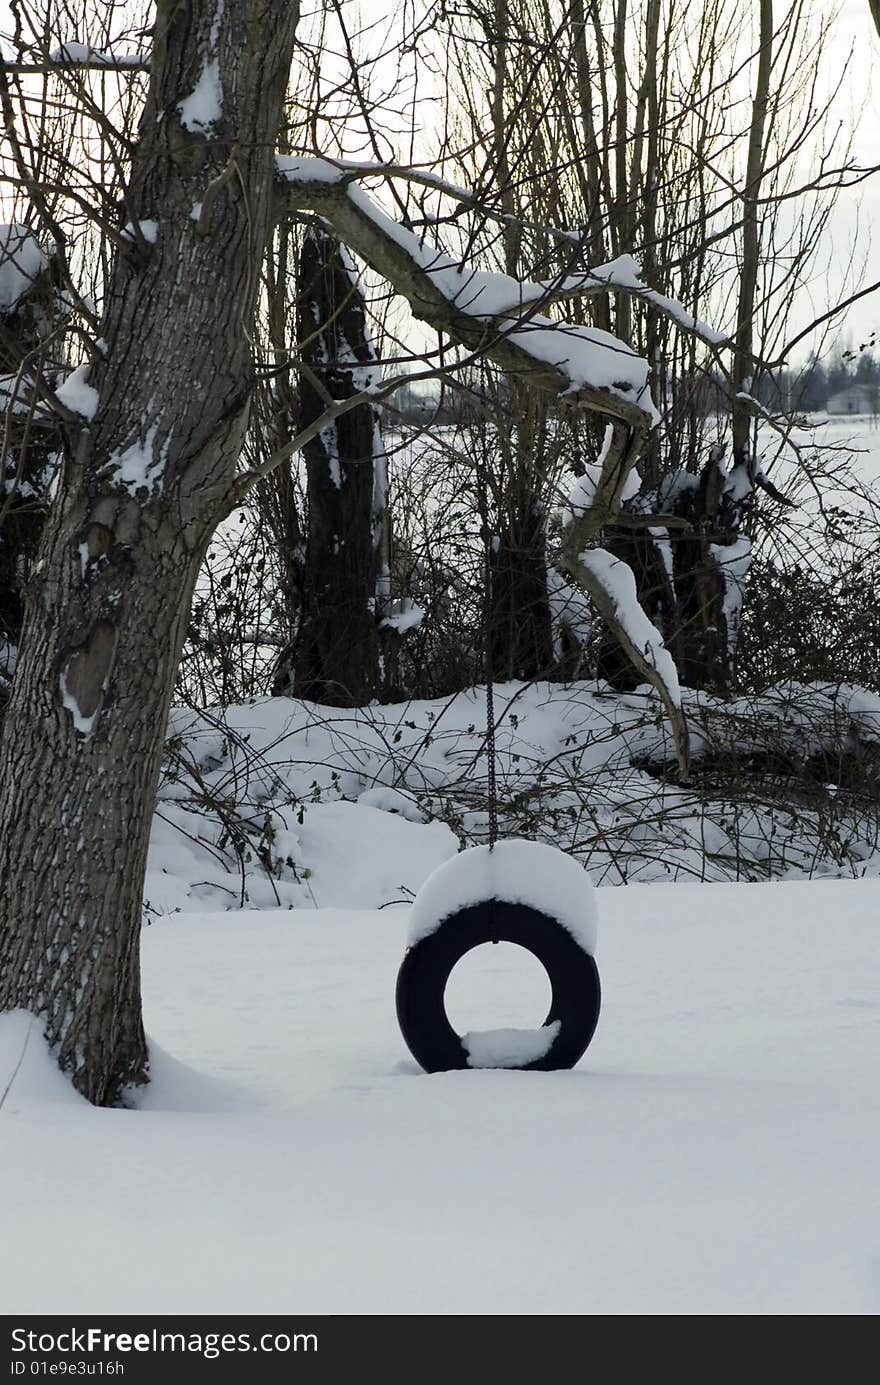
[826,383,880,414]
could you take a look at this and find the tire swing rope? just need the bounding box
[394,452,602,1073]
[475,457,499,854]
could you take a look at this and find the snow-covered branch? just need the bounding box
[279,159,657,439]
[564,548,690,777]
[278,155,586,248]
[277,158,707,769]
[2,42,149,73]
[278,158,727,350]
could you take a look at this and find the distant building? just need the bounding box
[825,383,880,415]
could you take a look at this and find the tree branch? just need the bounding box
[280,166,658,435]
[279,159,728,349]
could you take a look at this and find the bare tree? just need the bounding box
[269,226,389,706]
[433,0,839,693]
[1,0,857,1104]
[0,0,303,1104]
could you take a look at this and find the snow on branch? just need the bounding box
[275,158,728,773]
[581,255,727,348]
[556,427,690,776]
[278,158,727,349]
[0,223,48,312]
[579,550,681,704]
[280,159,658,436]
[569,548,690,777]
[557,422,641,529]
[4,42,150,72]
[277,155,584,248]
[50,41,148,67]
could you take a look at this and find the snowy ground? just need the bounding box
[758,412,880,488]
[149,677,880,916]
[2,876,879,1315]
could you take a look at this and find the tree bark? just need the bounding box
[0,0,299,1105]
[731,0,773,466]
[0,494,207,1102]
[488,513,554,681]
[0,236,63,697]
[597,446,753,695]
[486,394,554,683]
[278,229,385,706]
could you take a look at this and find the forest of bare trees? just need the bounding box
[2,0,880,1106]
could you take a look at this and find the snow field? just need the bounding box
[2,876,879,1314]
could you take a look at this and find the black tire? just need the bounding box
[396,899,601,1072]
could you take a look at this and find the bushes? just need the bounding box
[738,555,880,693]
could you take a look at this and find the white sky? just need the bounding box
[804,0,880,352]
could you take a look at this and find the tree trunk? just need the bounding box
[480,376,554,684]
[0,231,63,701]
[0,0,299,1105]
[667,459,734,692]
[281,229,385,706]
[488,506,554,682]
[731,0,773,466]
[0,492,207,1103]
[597,447,752,694]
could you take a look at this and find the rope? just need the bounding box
[476,460,499,852]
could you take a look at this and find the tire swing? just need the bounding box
[396,840,602,1072]
[395,465,601,1073]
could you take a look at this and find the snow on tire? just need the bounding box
[396,895,601,1073]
